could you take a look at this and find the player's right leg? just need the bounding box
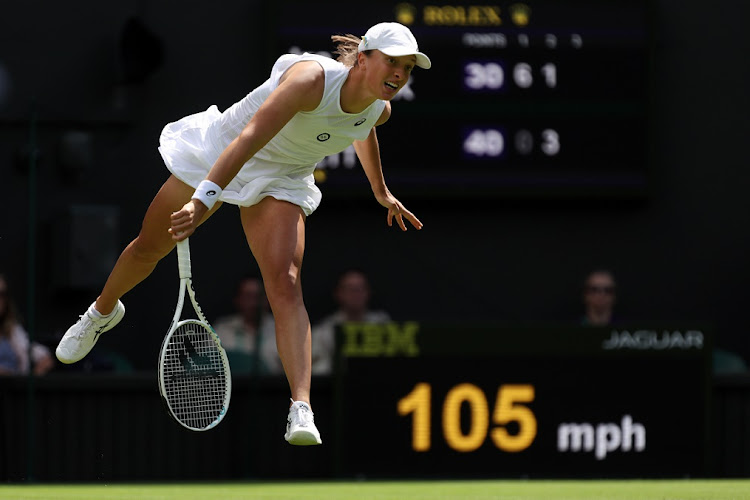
[56,175,221,364]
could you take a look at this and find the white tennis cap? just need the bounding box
[358,22,431,69]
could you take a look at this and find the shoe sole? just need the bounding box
[285,430,322,446]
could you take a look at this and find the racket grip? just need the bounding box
[177,238,192,279]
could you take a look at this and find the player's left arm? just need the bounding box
[353,103,423,231]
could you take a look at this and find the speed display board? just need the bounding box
[332,323,710,478]
[271,1,649,198]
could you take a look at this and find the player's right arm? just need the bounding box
[170,62,325,240]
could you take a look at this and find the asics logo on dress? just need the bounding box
[354,118,366,126]
[317,133,331,142]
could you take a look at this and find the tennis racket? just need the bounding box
[158,238,231,431]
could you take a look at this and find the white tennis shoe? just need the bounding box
[56,300,125,364]
[285,399,322,445]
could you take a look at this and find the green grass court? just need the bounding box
[2,480,749,500]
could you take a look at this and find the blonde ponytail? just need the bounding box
[331,34,362,67]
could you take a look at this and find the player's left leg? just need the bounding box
[240,196,321,445]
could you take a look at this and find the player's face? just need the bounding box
[368,51,416,100]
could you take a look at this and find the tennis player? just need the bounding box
[55,22,430,445]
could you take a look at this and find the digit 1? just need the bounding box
[397,383,432,451]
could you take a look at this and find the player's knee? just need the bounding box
[128,237,171,265]
[265,270,303,310]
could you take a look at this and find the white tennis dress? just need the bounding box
[158,53,387,215]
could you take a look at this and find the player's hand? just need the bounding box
[169,199,207,241]
[375,189,423,231]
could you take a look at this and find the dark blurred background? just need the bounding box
[2,0,747,369]
[1,0,749,481]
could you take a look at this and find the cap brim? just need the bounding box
[378,46,432,69]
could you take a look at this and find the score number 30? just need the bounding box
[397,383,537,453]
[464,62,557,90]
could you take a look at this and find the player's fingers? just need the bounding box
[170,215,190,228]
[406,212,423,230]
[387,209,393,227]
[170,226,194,241]
[169,214,195,235]
[396,213,407,231]
[170,215,193,233]
[395,204,422,231]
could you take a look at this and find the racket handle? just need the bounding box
[177,238,192,279]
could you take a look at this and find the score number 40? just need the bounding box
[397,383,537,453]
[464,128,560,157]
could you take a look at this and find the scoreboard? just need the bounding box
[331,323,711,478]
[272,0,649,199]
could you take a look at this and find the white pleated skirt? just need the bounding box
[157,105,322,216]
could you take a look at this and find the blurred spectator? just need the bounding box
[578,269,746,374]
[213,274,281,375]
[311,269,390,375]
[0,274,54,375]
[581,269,617,326]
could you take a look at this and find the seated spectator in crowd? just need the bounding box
[213,274,281,375]
[581,269,618,326]
[311,268,390,375]
[579,270,747,374]
[0,274,54,375]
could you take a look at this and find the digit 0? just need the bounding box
[443,384,489,452]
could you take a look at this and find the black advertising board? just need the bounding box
[332,323,711,478]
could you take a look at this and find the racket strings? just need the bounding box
[162,323,229,429]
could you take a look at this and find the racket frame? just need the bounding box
[157,238,232,431]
